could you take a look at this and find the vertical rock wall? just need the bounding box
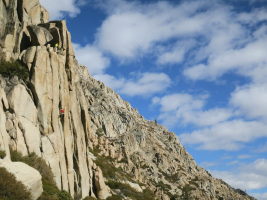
[0,0,110,199]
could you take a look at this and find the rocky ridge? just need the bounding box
[0,0,256,199]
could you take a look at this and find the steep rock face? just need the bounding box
[0,1,109,199]
[78,67,255,200]
[0,0,256,200]
[0,0,48,60]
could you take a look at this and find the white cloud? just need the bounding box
[230,84,267,119]
[74,44,110,75]
[40,0,81,19]
[95,0,212,58]
[180,120,267,150]
[238,8,267,24]
[154,83,267,151]
[153,93,231,127]
[120,73,171,96]
[157,48,186,65]
[94,0,267,75]
[157,40,196,65]
[152,93,203,112]
[181,6,267,82]
[237,154,252,159]
[94,72,171,97]
[184,36,267,81]
[212,159,267,191]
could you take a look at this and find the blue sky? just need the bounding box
[40,0,267,199]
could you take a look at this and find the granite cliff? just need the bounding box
[0,0,256,199]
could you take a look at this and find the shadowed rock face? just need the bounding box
[0,1,256,200]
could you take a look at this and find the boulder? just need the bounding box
[93,166,111,199]
[0,160,43,200]
[23,46,37,64]
[124,181,143,193]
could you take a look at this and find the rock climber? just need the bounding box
[59,108,65,116]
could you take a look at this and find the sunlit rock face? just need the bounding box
[0,0,256,199]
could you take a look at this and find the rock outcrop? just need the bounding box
[0,159,43,200]
[0,0,256,200]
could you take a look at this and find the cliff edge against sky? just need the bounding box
[0,0,256,199]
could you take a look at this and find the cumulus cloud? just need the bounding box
[237,8,267,24]
[93,0,267,76]
[40,0,81,19]
[95,0,212,58]
[95,72,171,97]
[230,84,267,120]
[157,48,186,65]
[154,86,267,151]
[184,36,267,81]
[74,44,110,75]
[212,159,267,191]
[180,120,267,150]
[181,6,267,82]
[153,93,231,127]
[119,73,171,96]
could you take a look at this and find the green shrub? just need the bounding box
[0,167,31,200]
[83,197,97,200]
[160,170,180,183]
[90,146,101,155]
[58,191,73,200]
[106,195,122,200]
[106,180,122,189]
[0,150,6,159]
[94,155,119,179]
[106,180,155,200]
[142,189,157,200]
[170,194,180,200]
[10,150,55,186]
[93,152,156,199]
[10,150,73,200]
[93,153,133,182]
[156,181,171,191]
[181,184,194,200]
[96,128,104,136]
[0,60,29,81]
[38,193,58,200]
